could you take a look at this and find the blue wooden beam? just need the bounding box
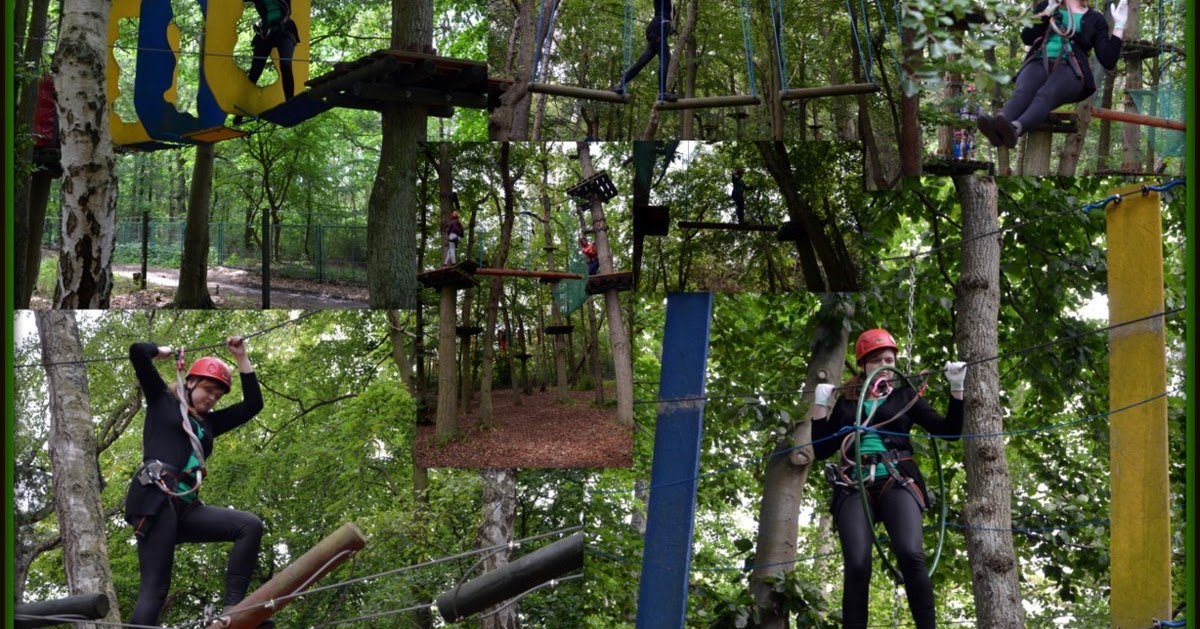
[636,292,714,629]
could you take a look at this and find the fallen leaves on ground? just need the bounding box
[415,388,633,469]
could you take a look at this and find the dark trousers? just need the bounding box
[834,482,935,629]
[733,194,746,223]
[1002,58,1084,133]
[128,499,264,624]
[587,258,600,275]
[621,33,669,95]
[248,32,297,99]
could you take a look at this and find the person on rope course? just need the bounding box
[612,0,678,102]
[233,0,300,125]
[580,237,600,275]
[125,338,273,628]
[444,209,465,266]
[809,328,967,629]
[977,0,1126,148]
[954,85,981,161]
[731,168,750,223]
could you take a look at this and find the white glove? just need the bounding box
[813,383,836,408]
[944,361,967,393]
[1110,0,1128,30]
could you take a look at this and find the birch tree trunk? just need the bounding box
[36,310,121,627]
[477,468,519,629]
[749,297,852,627]
[53,0,117,308]
[576,142,633,426]
[953,175,1025,628]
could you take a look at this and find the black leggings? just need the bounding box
[621,32,670,94]
[1002,58,1084,134]
[248,31,298,99]
[128,499,264,625]
[834,482,935,629]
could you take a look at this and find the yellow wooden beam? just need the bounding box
[1106,182,1172,628]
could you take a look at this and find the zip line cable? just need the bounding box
[15,310,322,370]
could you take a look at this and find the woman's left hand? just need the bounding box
[226,336,247,358]
[1110,0,1128,30]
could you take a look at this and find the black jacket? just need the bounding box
[811,384,964,510]
[1020,1,1123,98]
[124,342,263,522]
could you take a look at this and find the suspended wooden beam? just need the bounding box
[474,268,583,280]
[207,523,367,629]
[436,532,584,623]
[529,82,630,104]
[654,95,761,111]
[15,594,109,629]
[586,271,634,295]
[778,83,878,101]
[677,221,777,232]
[1090,107,1185,132]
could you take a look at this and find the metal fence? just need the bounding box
[43,218,369,284]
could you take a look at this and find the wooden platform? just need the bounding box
[456,325,483,337]
[585,272,633,295]
[488,76,515,110]
[544,325,575,335]
[678,221,777,232]
[1119,38,1181,61]
[475,268,583,281]
[418,260,480,290]
[306,49,488,118]
[923,157,995,177]
[566,171,619,202]
[634,204,671,237]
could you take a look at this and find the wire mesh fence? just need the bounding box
[43,218,369,284]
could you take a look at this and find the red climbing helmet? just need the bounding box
[855,328,898,363]
[187,357,232,392]
[450,211,460,219]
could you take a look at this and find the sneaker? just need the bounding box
[658,92,678,102]
[976,114,1002,147]
[610,84,628,98]
[994,113,1019,148]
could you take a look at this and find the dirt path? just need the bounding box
[111,264,369,309]
[415,388,633,469]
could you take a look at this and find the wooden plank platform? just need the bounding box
[1030,112,1079,134]
[586,271,634,295]
[923,157,995,177]
[567,171,619,202]
[678,221,777,232]
[1119,38,1181,61]
[418,260,480,290]
[306,49,488,117]
[455,325,483,337]
[544,325,575,335]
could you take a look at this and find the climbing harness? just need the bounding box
[850,365,948,583]
[159,347,207,498]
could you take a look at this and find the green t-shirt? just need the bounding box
[850,399,888,480]
[1044,9,1084,60]
[175,417,205,502]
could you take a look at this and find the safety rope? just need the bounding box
[532,0,549,84]
[767,0,789,91]
[858,0,876,84]
[738,0,758,97]
[163,347,206,499]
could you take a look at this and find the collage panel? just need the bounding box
[909,0,1184,179]
[632,140,867,293]
[412,141,636,469]
[488,0,906,155]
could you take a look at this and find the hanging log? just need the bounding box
[778,82,878,101]
[654,95,761,111]
[14,594,109,629]
[528,82,630,103]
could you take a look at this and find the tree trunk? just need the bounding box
[1119,0,1142,171]
[14,0,53,308]
[477,469,519,629]
[680,23,697,140]
[749,297,852,627]
[953,175,1025,628]
[1094,70,1116,172]
[366,0,429,308]
[53,0,118,308]
[173,143,217,308]
[489,0,537,140]
[480,143,517,423]
[576,142,633,426]
[898,23,923,177]
[36,311,121,627]
[1057,102,1091,176]
[436,286,459,440]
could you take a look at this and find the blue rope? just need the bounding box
[739,0,757,97]
[532,0,549,84]
[1154,620,1186,628]
[768,0,789,91]
[846,0,870,84]
[857,0,875,84]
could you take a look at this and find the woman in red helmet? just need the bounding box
[809,328,967,629]
[125,337,272,628]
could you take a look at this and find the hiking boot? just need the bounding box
[994,113,1019,148]
[976,114,1002,147]
[658,92,678,102]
